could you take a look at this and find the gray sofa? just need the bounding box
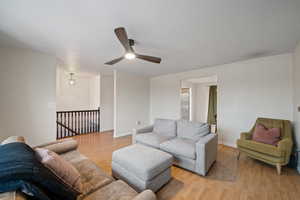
[0,137,156,200]
[133,119,218,176]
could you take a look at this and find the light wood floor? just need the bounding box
[73,132,300,200]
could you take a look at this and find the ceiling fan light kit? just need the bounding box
[105,27,161,65]
[124,52,136,60]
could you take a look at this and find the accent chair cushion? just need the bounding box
[237,139,284,157]
[135,132,174,148]
[252,124,281,146]
[153,118,177,137]
[177,120,210,141]
[160,138,197,160]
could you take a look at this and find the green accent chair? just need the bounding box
[237,118,293,175]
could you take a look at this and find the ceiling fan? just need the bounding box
[105,27,161,65]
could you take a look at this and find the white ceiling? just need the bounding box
[0,0,300,77]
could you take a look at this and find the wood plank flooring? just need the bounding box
[73,132,300,200]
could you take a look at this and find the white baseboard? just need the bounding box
[100,129,114,133]
[222,141,236,148]
[114,131,132,138]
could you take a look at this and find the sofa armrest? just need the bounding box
[34,138,78,154]
[132,125,153,144]
[240,132,252,140]
[134,125,154,134]
[195,133,218,176]
[132,190,156,200]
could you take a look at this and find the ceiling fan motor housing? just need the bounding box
[129,39,135,46]
[104,27,161,65]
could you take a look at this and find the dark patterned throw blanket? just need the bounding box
[0,142,78,200]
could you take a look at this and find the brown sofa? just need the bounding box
[0,137,157,200]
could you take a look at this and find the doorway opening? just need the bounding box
[180,75,218,132]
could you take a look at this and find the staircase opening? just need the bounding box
[56,67,101,138]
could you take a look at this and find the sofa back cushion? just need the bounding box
[35,148,82,193]
[177,120,210,141]
[153,119,177,137]
[34,139,78,154]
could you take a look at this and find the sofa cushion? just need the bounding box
[112,144,173,180]
[60,150,88,164]
[132,190,156,200]
[135,132,174,148]
[35,148,82,193]
[160,138,197,160]
[237,139,284,157]
[153,119,177,137]
[53,149,114,199]
[84,180,137,200]
[72,159,114,199]
[177,120,210,141]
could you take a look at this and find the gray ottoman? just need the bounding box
[112,144,173,192]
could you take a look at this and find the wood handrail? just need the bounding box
[57,108,100,113]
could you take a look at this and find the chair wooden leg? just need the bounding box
[276,163,281,175]
[237,151,240,160]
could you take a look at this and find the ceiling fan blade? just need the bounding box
[136,54,161,64]
[105,57,124,65]
[114,27,131,52]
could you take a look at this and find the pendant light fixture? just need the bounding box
[69,73,76,85]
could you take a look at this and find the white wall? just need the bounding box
[195,84,210,123]
[100,75,114,132]
[56,67,100,111]
[114,71,150,137]
[0,47,57,146]
[293,43,300,171]
[151,54,293,147]
[90,75,100,110]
